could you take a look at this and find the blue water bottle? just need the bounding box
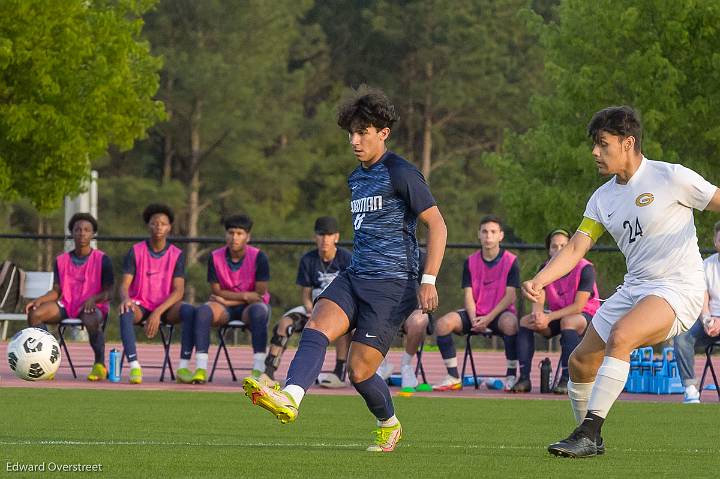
[108,349,121,382]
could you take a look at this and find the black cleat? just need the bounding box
[552,377,569,395]
[548,429,598,458]
[510,376,531,393]
[596,436,605,455]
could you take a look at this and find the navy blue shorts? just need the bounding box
[318,271,418,355]
[458,309,516,335]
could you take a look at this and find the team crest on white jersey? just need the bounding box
[635,192,654,207]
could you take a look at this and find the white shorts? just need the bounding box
[591,281,704,343]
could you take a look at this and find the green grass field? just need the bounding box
[1,388,718,478]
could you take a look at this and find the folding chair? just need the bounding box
[699,340,720,401]
[119,322,175,382]
[209,320,246,382]
[460,330,495,389]
[57,316,108,379]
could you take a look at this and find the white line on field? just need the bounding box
[0,440,717,454]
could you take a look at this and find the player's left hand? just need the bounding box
[144,312,161,338]
[82,299,96,314]
[418,283,438,313]
[531,311,549,330]
[522,279,544,303]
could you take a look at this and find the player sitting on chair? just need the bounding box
[263,216,352,388]
[119,203,193,385]
[512,228,600,393]
[433,215,519,391]
[674,221,720,403]
[183,214,271,384]
[26,213,113,381]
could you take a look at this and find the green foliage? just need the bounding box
[0,0,164,210]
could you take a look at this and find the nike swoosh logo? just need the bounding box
[607,212,614,218]
[365,333,377,338]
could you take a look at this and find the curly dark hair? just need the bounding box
[68,213,98,233]
[337,85,399,132]
[223,214,253,232]
[142,203,175,224]
[587,106,642,152]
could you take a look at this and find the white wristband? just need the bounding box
[421,274,436,285]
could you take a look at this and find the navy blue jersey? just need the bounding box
[207,249,270,284]
[347,151,435,279]
[296,247,352,300]
[122,240,185,278]
[53,252,114,289]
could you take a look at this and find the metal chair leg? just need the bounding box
[58,325,77,379]
[159,325,175,382]
[467,335,479,389]
[415,342,427,384]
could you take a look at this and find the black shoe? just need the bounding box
[596,436,605,455]
[553,377,568,395]
[510,376,531,393]
[548,429,598,458]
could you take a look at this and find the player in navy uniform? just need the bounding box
[261,216,352,387]
[243,86,447,452]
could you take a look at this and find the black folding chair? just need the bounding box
[57,316,108,379]
[460,330,496,389]
[699,340,720,401]
[209,320,246,382]
[119,322,175,382]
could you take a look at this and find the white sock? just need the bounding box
[253,352,267,372]
[401,352,413,368]
[507,359,518,370]
[179,359,190,369]
[129,360,140,370]
[443,357,458,368]
[568,380,595,425]
[196,353,208,370]
[378,415,399,427]
[283,384,305,406]
[587,356,630,419]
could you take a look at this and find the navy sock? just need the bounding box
[503,334,518,376]
[517,326,535,378]
[247,303,269,353]
[437,334,458,377]
[333,359,346,379]
[86,320,105,365]
[560,329,581,379]
[352,374,395,421]
[180,304,196,361]
[285,328,329,390]
[194,304,212,354]
[120,311,138,362]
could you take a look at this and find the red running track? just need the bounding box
[0,341,717,402]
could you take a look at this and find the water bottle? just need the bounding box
[540,357,552,393]
[108,349,121,383]
[484,377,504,390]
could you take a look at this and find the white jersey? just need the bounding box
[582,157,716,286]
[704,253,720,316]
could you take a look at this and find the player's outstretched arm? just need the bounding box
[523,232,594,303]
[418,205,447,313]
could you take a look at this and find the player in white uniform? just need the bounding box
[522,106,720,458]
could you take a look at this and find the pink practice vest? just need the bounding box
[211,246,270,304]
[56,249,110,318]
[128,241,182,311]
[545,258,600,316]
[467,250,517,316]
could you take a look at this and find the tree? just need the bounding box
[487,0,720,292]
[0,0,164,210]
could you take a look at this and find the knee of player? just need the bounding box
[406,312,427,332]
[434,314,454,336]
[605,328,636,355]
[27,310,42,325]
[500,316,518,335]
[347,363,374,383]
[559,314,587,332]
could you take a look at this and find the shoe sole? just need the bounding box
[242,377,297,424]
[367,427,402,452]
[548,446,597,458]
[432,384,462,391]
[192,379,207,384]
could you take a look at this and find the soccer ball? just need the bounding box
[7,327,61,381]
